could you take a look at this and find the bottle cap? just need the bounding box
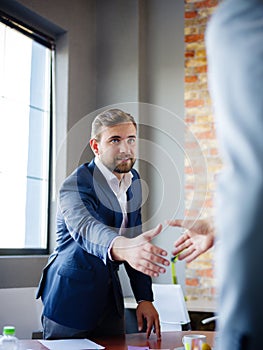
[3,326,16,335]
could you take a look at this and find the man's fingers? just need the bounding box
[173,233,189,247]
[166,219,183,227]
[176,247,195,261]
[146,323,152,339]
[137,314,143,332]
[154,319,161,339]
[144,314,154,339]
[172,237,192,255]
[141,249,170,267]
[135,250,170,276]
[138,260,167,278]
[185,249,201,263]
[142,225,168,258]
[167,219,195,230]
[143,224,163,240]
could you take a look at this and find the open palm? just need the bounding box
[168,219,215,263]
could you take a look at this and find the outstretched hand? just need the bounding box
[167,219,215,263]
[111,224,170,277]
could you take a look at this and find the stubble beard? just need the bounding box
[114,157,136,174]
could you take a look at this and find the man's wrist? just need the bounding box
[110,236,128,261]
[108,236,121,261]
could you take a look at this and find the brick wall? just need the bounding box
[184,0,222,301]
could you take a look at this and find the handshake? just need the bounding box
[111,219,215,277]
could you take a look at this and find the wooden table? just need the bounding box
[18,331,216,349]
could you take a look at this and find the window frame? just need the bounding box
[0,10,55,256]
[0,10,55,49]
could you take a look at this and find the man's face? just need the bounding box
[90,122,137,179]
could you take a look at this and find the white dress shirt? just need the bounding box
[94,157,133,235]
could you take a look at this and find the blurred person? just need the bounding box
[170,0,263,349]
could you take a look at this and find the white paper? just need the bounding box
[39,338,105,350]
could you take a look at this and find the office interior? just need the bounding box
[0,0,218,338]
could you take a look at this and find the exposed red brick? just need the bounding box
[197,269,214,278]
[185,141,198,148]
[185,75,198,83]
[185,166,194,174]
[210,148,218,156]
[184,0,219,302]
[185,34,204,43]
[205,198,214,208]
[196,48,207,57]
[185,117,196,124]
[195,130,216,139]
[185,99,204,108]
[195,0,219,8]
[211,287,217,295]
[186,278,199,287]
[185,11,198,19]
[185,184,194,190]
[194,65,207,73]
[185,51,195,58]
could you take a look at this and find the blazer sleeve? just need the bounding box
[124,262,153,302]
[58,166,119,264]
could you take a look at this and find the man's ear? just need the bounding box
[90,138,99,156]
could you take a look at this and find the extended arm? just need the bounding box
[60,167,169,275]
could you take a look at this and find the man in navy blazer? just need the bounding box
[37,109,169,339]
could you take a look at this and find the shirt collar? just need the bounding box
[94,157,133,195]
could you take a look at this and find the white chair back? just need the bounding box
[152,283,190,331]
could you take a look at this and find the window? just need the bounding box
[0,13,54,254]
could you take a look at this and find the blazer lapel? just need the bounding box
[127,176,141,220]
[87,160,123,229]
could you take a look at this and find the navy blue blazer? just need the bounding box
[36,160,153,330]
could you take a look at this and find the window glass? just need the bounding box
[0,21,52,252]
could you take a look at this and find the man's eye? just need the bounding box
[128,138,136,144]
[110,139,119,144]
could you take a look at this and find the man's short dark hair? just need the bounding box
[91,109,137,141]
